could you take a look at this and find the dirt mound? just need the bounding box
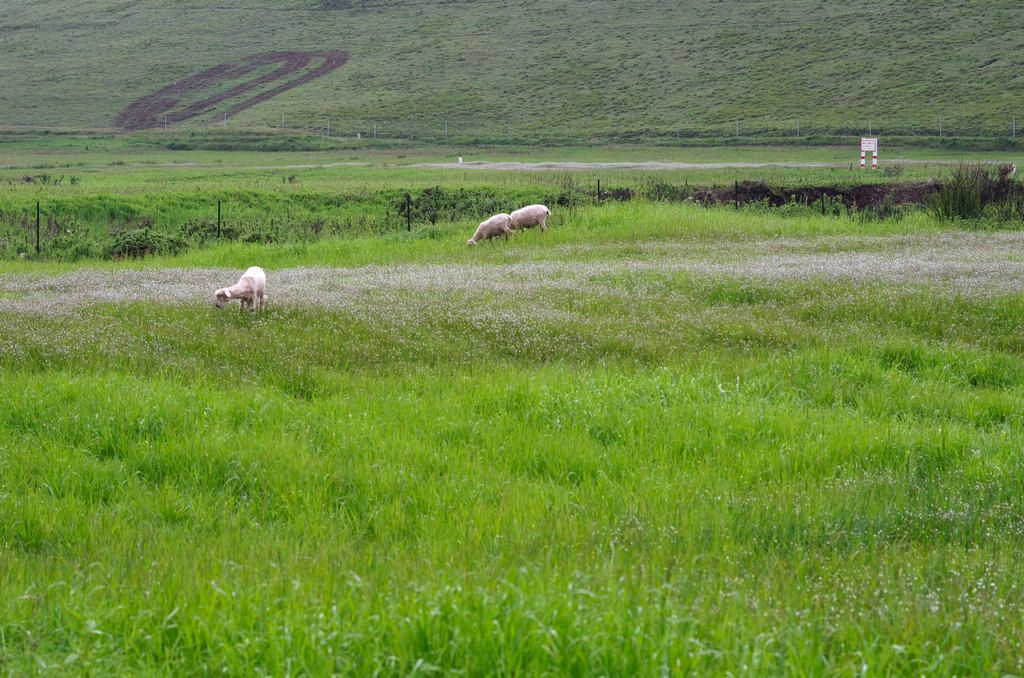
[116,50,348,130]
[695,180,942,212]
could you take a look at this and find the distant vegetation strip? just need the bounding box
[2,163,1022,262]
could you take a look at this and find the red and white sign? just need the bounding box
[860,138,879,168]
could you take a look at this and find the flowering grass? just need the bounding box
[1,202,1024,675]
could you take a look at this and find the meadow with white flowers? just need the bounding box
[1,188,1024,674]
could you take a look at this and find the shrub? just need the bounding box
[48,233,101,261]
[106,227,187,259]
[928,162,988,221]
[928,162,1024,223]
[402,186,507,226]
[881,164,905,179]
[636,180,683,201]
[181,218,239,242]
[242,231,278,244]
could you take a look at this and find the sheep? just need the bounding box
[214,266,266,312]
[467,213,513,246]
[509,204,551,233]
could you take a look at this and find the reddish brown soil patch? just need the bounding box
[695,180,942,212]
[116,50,348,130]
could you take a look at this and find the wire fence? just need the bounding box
[2,114,1022,145]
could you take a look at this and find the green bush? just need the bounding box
[181,218,240,242]
[241,230,278,244]
[405,186,508,225]
[106,227,187,259]
[929,162,1024,222]
[48,232,102,261]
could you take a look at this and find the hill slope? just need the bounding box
[0,0,1021,141]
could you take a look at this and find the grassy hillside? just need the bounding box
[0,0,1021,141]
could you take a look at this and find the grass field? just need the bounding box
[2,186,1024,674]
[1,0,1023,141]
[3,133,1021,264]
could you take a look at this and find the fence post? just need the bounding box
[406,193,411,232]
[597,179,601,204]
[218,200,222,239]
[36,202,40,255]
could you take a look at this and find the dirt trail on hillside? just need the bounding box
[116,51,349,130]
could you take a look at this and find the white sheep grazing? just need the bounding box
[467,213,513,246]
[509,204,551,233]
[215,266,266,312]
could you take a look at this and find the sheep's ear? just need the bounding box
[224,290,231,299]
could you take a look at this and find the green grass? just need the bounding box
[0,1,1022,142]
[2,197,1024,674]
[4,138,1020,263]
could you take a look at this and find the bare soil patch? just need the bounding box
[403,161,942,212]
[116,51,348,130]
[700,179,941,212]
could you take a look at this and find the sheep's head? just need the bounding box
[214,288,231,308]
[466,238,476,246]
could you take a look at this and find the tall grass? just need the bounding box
[2,202,1024,673]
[928,161,1024,222]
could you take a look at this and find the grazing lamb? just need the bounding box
[215,266,266,312]
[509,204,551,233]
[467,213,513,246]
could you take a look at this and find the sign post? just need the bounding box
[861,137,878,169]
